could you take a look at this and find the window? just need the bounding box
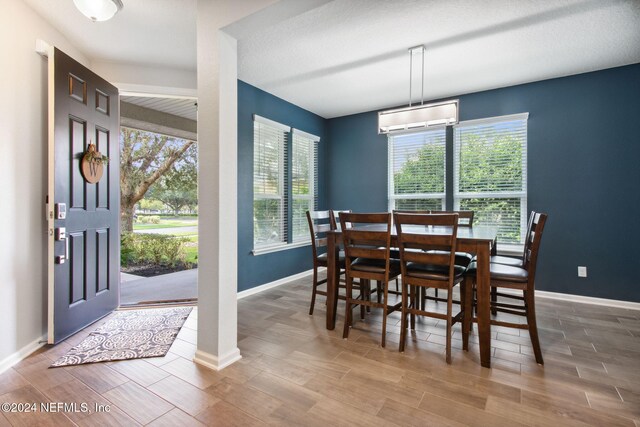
[253,115,318,253]
[253,116,288,250]
[454,114,528,246]
[291,129,318,242]
[388,128,446,211]
[387,113,528,247]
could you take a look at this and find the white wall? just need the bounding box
[0,0,89,369]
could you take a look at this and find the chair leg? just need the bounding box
[399,278,408,352]
[462,277,473,351]
[525,289,544,365]
[360,281,366,320]
[410,285,416,331]
[309,267,318,315]
[343,276,353,339]
[420,287,425,310]
[376,281,382,304]
[491,286,498,316]
[446,286,453,364]
[381,281,389,348]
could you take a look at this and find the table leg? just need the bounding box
[476,242,491,368]
[326,232,339,330]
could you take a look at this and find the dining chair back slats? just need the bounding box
[400,232,454,247]
[349,230,389,242]
[402,251,452,266]
[330,209,352,230]
[315,223,332,234]
[315,237,327,247]
[431,210,474,227]
[347,246,388,260]
[312,210,331,220]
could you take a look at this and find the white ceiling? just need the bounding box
[23,0,197,70]
[121,95,198,121]
[23,0,640,119]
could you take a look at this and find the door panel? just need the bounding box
[48,47,120,344]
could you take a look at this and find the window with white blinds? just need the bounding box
[291,129,319,243]
[253,115,289,250]
[253,115,319,253]
[388,128,446,211]
[454,113,528,245]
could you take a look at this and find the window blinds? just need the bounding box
[291,129,319,242]
[253,116,289,249]
[454,113,528,245]
[388,128,446,211]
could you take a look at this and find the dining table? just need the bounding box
[325,223,498,368]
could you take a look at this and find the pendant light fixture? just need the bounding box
[378,45,458,134]
[73,0,123,22]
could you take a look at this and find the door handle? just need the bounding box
[56,227,68,264]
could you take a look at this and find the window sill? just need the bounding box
[252,240,310,256]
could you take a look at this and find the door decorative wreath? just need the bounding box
[81,143,109,184]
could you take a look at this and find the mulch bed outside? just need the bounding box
[122,263,197,278]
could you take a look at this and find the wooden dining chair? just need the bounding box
[306,210,345,315]
[462,212,548,364]
[307,210,370,319]
[394,212,466,363]
[487,210,535,314]
[340,212,401,347]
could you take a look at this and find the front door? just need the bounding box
[47,47,120,344]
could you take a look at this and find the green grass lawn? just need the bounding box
[184,235,198,264]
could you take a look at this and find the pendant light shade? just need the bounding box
[378,99,459,134]
[74,0,123,22]
[378,45,459,134]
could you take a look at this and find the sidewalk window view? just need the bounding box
[389,113,528,247]
[253,115,318,252]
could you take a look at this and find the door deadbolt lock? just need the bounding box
[56,227,68,264]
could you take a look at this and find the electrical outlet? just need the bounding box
[578,266,587,277]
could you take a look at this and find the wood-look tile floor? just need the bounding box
[1,275,639,426]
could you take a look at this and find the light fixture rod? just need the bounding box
[409,48,413,107]
[407,45,426,107]
[421,47,425,105]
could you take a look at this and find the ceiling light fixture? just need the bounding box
[73,0,123,22]
[378,45,458,134]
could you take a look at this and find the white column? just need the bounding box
[194,2,240,370]
[193,0,328,371]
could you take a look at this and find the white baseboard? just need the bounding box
[0,334,47,375]
[193,348,242,371]
[237,269,313,300]
[500,288,640,311]
[535,290,640,311]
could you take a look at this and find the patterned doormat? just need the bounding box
[50,306,193,368]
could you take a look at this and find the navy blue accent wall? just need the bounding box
[326,112,388,212]
[237,80,328,292]
[326,64,640,302]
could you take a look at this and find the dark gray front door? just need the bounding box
[47,47,120,344]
